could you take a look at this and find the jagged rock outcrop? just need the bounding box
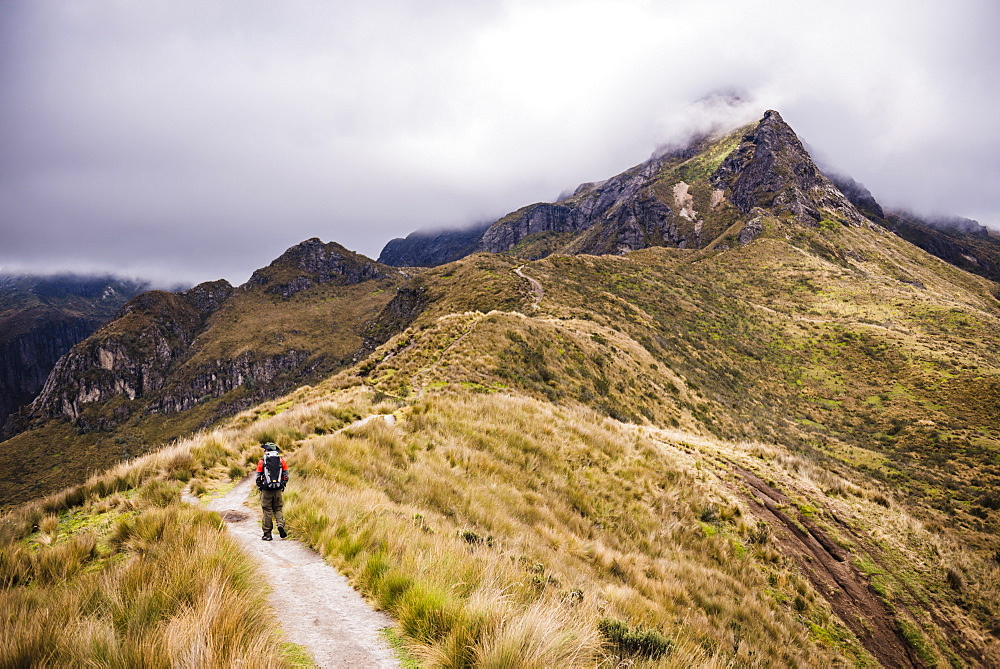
[247,238,388,297]
[709,110,870,227]
[10,239,404,435]
[479,153,680,254]
[738,216,765,245]
[390,110,894,264]
[0,274,148,426]
[379,223,492,267]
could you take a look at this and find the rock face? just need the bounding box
[828,174,885,221]
[709,110,869,226]
[388,110,889,264]
[0,274,148,426]
[379,223,492,267]
[0,319,98,425]
[24,288,216,427]
[830,175,1000,283]
[9,239,403,436]
[479,154,682,255]
[247,237,388,297]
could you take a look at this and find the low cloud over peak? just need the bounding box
[2,0,998,284]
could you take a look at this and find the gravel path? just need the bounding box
[514,265,544,309]
[188,428,400,667]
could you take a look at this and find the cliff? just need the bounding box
[379,222,493,267]
[0,275,148,425]
[10,239,403,438]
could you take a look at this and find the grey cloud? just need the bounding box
[2,0,998,285]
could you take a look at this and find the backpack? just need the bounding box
[259,450,285,490]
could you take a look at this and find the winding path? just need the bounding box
[187,416,400,668]
[514,265,544,310]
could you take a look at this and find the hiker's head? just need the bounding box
[262,441,280,452]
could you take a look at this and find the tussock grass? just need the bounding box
[0,422,318,667]
[285,391,855,666]
[1,503,292,667]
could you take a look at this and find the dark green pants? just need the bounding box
[261,489,284,534]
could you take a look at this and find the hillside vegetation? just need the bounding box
[4,213,998,666]
[1,241,406,504]
[2,111,999,667]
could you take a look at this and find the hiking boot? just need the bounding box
[262,532,272,541]
[278,526,287,539]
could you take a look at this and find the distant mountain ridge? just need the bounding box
[0,274,148,426]
[378,222,493,267]
[828,173,1000,282]
[3,239,407,498]
[15,238,401,432]
[379,111,1000,284]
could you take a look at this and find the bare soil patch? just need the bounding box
[736,467,919,668]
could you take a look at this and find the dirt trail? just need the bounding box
[186,416,400,668]
[736,468,919,668]
[514,265,544,309]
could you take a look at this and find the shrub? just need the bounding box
[598,617,673,660]
[138,480,181,507]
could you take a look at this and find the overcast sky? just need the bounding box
[2,0,998,286]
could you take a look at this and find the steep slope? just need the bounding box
[342,220,1000,665]
[379,222,493,267]
[2,239,406,501]
[380,111,880,264]
[830,174,1000,283]
[0,274,148,425]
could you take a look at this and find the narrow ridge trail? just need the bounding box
[514,265,544,309]
[186,415,400,668]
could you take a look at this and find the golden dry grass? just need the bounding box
[0,429,313,667]
[282,391,869,667]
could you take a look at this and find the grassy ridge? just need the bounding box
[0,434,309,667]
[3,372,997,665]
[284,392,863,666]
[2,211,999,665]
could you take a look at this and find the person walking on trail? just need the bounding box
[256,442,289,541]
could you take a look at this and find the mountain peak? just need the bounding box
[710,111,869,226]
[380,110,890,267]
[246,238,395,298]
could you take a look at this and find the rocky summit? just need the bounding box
[380,110,878,264]
[380,110,1000,279]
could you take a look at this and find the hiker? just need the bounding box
[256,442,289,541]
